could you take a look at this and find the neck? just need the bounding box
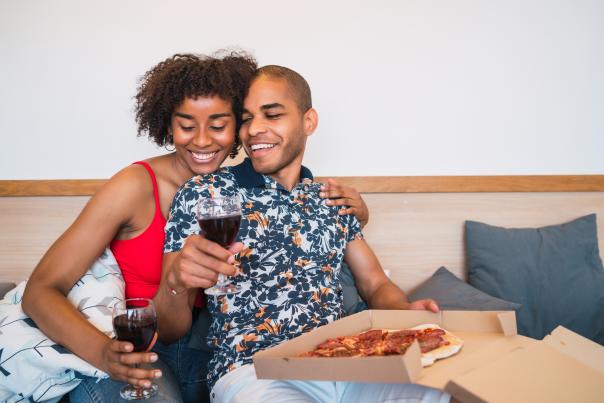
[268,153,305,191]
[169,152,197,186]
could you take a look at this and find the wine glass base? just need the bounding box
[120,383,158,400]
[205,283,242,296]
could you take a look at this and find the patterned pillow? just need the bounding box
[0,248,123,402]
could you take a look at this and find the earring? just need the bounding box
[165,131,175,151]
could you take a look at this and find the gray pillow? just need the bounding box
[408,267,521,311]
[466,214,604,344]
[339,262,367,316]
[0,282,16,299]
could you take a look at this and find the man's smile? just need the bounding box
[249,143,276,157]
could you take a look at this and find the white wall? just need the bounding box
[1,0,603,179]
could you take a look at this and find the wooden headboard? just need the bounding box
[1,176,603,292]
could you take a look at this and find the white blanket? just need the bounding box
[0,249,124,402]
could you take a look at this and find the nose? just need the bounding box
[192,127,213,147]
[247,117,266,137]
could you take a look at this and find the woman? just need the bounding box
[22,52,369,402]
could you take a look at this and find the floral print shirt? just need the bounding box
[164,158,363,389]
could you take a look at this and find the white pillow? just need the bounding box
[0,248,124,403]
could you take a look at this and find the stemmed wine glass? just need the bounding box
[196,195,242,296]
[112,298,158,400]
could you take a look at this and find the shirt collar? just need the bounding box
[232,158,314,190]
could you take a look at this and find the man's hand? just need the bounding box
[320,178,369,228]
[406,299,440,313]
[166,235,244,293]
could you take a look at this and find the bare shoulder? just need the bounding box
[99,164,154,200]
[78,164,154,224]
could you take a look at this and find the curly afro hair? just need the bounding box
[135,50,257,158]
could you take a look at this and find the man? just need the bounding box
[160,66,448,403]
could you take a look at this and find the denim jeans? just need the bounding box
[68,358,183,403]
[153,321,213,403]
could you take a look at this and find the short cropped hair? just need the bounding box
[135,51,257,157]
[254,65,312,112]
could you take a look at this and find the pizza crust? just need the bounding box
[410,323,464,366]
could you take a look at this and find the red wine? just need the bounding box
[113,314,157,352]
[198,214,241,247]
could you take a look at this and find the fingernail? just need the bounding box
[144,381,151,388]
[150,354,158,362]
[227,256,235,264]
[319,192,325,197]
[155,370,163,378]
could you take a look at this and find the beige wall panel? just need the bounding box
[362,192,604,292]
[1,192,603,293]
[0,197,90,283]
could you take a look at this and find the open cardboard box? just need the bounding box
[445,326,604,403]
[253,309,527,385]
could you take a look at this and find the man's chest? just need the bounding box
[236,187,349,276]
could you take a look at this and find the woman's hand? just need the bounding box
[99,338,162,387]
[320,178,369,228]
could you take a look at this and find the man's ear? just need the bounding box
[303,108,318,137]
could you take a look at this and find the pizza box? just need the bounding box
[253,309,522,384]
[445,326,604,403]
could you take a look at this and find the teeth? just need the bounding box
[251,144,275,151]
[191,151,217,160]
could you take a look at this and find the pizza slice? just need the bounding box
[410,324,464,366]
[298,324,463,366]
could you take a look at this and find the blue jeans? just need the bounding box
[154,323,212,403]
[69,358,182,402]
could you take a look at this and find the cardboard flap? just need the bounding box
[496,311,517,336]
[370,309,440,329]
[417,335,534,390]
[441,311,517,334]
[253,326,423,384]
[543,326,604,374]
[445,338,604,403]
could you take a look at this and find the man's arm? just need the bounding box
[344,239,439,312]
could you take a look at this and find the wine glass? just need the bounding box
[112,298,158,400]
[196,195,242,296]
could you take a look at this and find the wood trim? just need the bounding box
[1,175,603,196]
[0,180,107,196]
[315,175,604,193]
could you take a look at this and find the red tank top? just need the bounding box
[110,162,166,300]
[110,162,204,307]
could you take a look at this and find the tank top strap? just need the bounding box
[133,161,162,216]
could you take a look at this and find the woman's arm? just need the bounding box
[320,178,369,228]
[22,167,160,387]
[155,238,242,343]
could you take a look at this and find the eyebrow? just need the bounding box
[174,112,232,120]
[242,103,285,115]
[174,112,194,120]
[261,103,285,111]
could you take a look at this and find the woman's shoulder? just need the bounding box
[91,163,155,209]
[108,163,154,191]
